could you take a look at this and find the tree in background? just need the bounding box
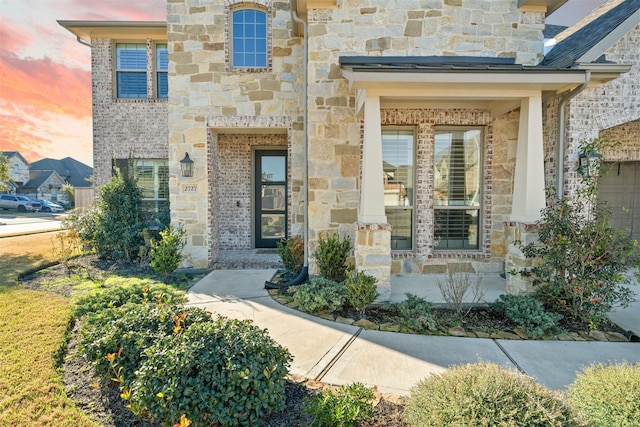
[0,153,9,192]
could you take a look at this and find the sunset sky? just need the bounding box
[0,0,605,167]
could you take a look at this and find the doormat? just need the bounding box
[256,249,278,254]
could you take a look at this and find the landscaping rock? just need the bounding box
[588,330,608,342]
[578,331,596,341]
[448,326,467,337]
[335,316,355,325]
[605,331,628,342]
[354,319,379,330]
[568,332,587,341]
[320,312,335,321]
[496,331,520,340]
[286,301,299,309]
[474,331,491,338]
[513,327,529,339]
[379,322,401,332]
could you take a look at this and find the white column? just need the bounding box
[359,92,387,223]
[511,95,546,223]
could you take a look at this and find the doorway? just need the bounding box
[255,150,287,248]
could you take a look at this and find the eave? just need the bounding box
[57,20,167,45]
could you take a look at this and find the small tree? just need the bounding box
[520,139,637,325]
[276,235,304,275]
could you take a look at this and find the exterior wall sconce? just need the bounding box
[180,152,194,177]
[578,151,601,177]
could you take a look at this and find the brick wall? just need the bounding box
[91,38,169,188]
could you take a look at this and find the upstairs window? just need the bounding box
[156,43,168,99]
[231,9,267,68]
[116,43,147,99]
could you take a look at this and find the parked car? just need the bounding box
[0,195,42,212]
[35,199,65,213]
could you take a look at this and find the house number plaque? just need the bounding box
[183,185,198,192]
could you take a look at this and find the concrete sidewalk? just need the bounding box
[186,270,640,395]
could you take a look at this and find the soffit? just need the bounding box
[57,20,167,44]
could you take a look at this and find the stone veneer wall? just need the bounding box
[91,38,168,188]
[167,0,303,268]
[561,25,640,194]
[168,0,546,268]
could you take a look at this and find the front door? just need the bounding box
[255,150,287,248]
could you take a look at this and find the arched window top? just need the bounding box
[231,8,268,68]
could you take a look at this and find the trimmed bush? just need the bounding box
[73,282,186,318]
[393,293,436,332]
[293,277,346,313]
[305,382,375,427]
[277,235,304,275]
[130,317,291,427]
[491,294,563,338]
[150,224,186,276]
[344,270,379,314]
[567,363,640,427]
[79,304,212,388]
[315,233,352,283]
[405,362,580,427]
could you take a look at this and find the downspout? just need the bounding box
[265,5,309,288]
[556,70,590,197]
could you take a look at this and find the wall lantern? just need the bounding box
[578,151,602,177]
[180,152,194,178]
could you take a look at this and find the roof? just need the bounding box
[21,170,62,190]
[543,24,567,38]
[30,157,93,187]
[57,20,167,44]
[541,0,640,68]
[1,151,29,165]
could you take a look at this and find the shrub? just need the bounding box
[393,293,436,332]
[293,277,346,313]
[567,363,640,427]
[64,165,146,262]
[130,317,291,427]
[491,294,563,338]
[344,270,379,314]
[79,304,211,389]
[304,382,375,427]
[150,224,186,276]
[405,362,580,427]
[277,235,304,275]
[436,271,485,319]
[315,233,352,283]
[519,139,637,325]
[73,282,186,318]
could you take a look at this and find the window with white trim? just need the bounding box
[231,8,268,68]
[116,43,147,99]
[382,129,415,250]
[433,128,482,250]
[156,43,168,99]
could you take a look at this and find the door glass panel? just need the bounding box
[261,184,286,211]
[261,156,286,182]
[261,213,285,239]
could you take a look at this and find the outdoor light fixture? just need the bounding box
[578,151,602,177]
[180,152,194,178]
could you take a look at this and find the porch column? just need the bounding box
[506,94,545,295]
[511,94,545,222]
[355,91,391,300]
[359,92,386,223]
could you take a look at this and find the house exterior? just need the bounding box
[18,170,68,203]
[1,151,30,193]
[60,0,639,299]
[30,157,94,208]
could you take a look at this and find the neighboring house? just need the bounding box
[1,151,30,194]
[17,170,68,204]
[59,0,639,299]
[30,157,94,208]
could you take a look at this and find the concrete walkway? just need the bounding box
[186,270,640,395]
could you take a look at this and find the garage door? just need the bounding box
[598,162,640,242]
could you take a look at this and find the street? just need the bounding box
[0,211,65,237]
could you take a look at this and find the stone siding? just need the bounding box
[91,38,168,189]
[168,0,546,269]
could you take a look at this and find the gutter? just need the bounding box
[75,36,91,48]
[265,6,309,289]
[556,70,590,197]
